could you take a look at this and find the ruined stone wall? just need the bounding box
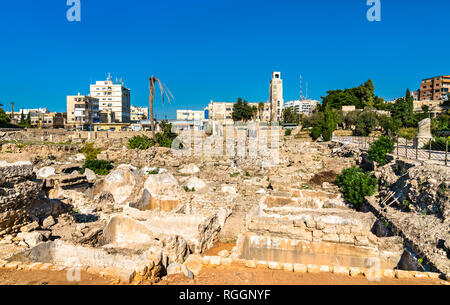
[0,162,41,236]
[246,208,378,248]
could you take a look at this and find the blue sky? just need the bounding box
[0,0,449,119]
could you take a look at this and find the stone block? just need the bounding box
[282,263,294,272]
[293,264,307,273]
[245,260,256,268]
[333,266,349,276]
[349,267,362,277]
[268,262,281,270]
[256,261,268,268]
[209,256,221,266]
[382,269,396,278]
[307,264,320,273]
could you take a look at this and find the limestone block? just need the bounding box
[293,264,307,273]
[333,266,349,276]
[307,264,320,273]
[283,263,294,272]
[349,267,362,277]
[383,269,396,278]
[245,260,256,268]
[268,262,281,270]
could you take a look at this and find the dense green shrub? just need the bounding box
[128,135,154,150]
[398,127,418,140]
[285,129,292,136]
[336,167,377,207]
[80,143,102,159]
[155,120,178,148]
[311,126,322,141]
[367,136,394,165]
[354,111,378,136]
[81,159,113,176]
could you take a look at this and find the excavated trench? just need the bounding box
[234,192,413,270]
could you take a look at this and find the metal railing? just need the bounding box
[332,135,449,166]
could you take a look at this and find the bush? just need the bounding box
[80,143,102,160]
[367,136,394,165]
[155,132,173,148]
[398,127,418,140]
[81,159,113,176]
[336,167,377,207]
[284,129,292,136]
[128,135,154,150]
[311,126,322,141]
[354,111,378,136]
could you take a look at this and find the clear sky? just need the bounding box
[0,0,449,119]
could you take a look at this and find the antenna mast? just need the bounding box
[300,75,303,100]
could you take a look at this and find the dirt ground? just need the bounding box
[0,265,446,286]
[0,268,116,285]
[158,265,446,286]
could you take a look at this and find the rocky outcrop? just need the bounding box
[0,162,41,237]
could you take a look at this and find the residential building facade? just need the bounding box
[176,110,205,121]
[418,75,450,101]
[130,106,148,122]
[284,99,320,116]
[90,74,131,123]
[66,94,99,130]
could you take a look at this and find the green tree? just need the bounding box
[232,98,253,122]
[354,111,378,136]
[320,79,385,110]
[367,136,394,165]
[337,167,378,208]
[0,105,11,125]
[282,107,299,125]
[322,104,338,141]
[389,91,415,127]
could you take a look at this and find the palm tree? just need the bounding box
[258,102,265,121]
[149,76,174,137]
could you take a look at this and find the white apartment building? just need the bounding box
[90,74,131,123]
[130,106,148,122]
[19,108,49,115]
[205,101,235,124]
[176,110,205,121]
[284,99,320,116]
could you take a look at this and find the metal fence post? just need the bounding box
[429,139,432,160]
[446,137,448,166]
[406,139,408,159]
[396,137,399,157]
[416,138,418,160]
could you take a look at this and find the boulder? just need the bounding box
[16,231,44,247]
[99,167,140,205]
[36,167,56,179]
[179,164,200,175]
[221,185,237,195]
[184,177,208,192]
[42,216,56,229]
[74,154,86,162]
[84,168,97,183]
[20,221,40,233]
[131,173,184,212]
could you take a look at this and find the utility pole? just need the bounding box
[10,102,14,123]
[300,75,303,100]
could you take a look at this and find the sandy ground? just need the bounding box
[0,268,116,285]
[158,265,446,286]
[0,265,446,286]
